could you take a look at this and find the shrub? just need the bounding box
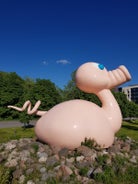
[0,166,13,184]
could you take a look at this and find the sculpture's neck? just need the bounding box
[97,89,122,133]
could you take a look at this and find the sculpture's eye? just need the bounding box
[98,64,104,70]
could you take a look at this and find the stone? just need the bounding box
[37,152,48,158]
[108,143,121,153]
[8,150,19,161]
[5,158,18,167]
[46,155,59,167]
[66,157,75,163]
[20,150,30,157]
[40,167,46,173]
[93,167,103,174]
[39,156,47,163]
[13,169,22,179]
[87,168,94,178]
[19,160,26,169]
[26,168,34,175]
[5,142,16,150]
[38,146,45,153]
[130,155,137,163]
[126,137,132,144]
[19,175,25,184]
[76,155,85,162]
[59,165,73,176]
[122,144,130,152]
[77,145,96,157]
[90,153,97,161]
[133,149,138,156]
[106,157,112,164]
[43,145,53,156]
[82,176,91,183]
[37,152,48,163]
[41,173,49,181]
[27,180,35,184]
[19,150,30,162]
[58,147,69,157]
[124,152,129,158]
[76,160,91,169]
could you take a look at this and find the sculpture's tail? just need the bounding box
[8,100,46,116]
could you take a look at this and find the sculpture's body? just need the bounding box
[8,62,131,149]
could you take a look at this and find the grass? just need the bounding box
[116,121,138,141]
[0,127,35,143]
[0,121,137,144]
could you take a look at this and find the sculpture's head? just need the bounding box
[75,62,131,93]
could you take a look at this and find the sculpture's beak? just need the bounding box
[108,65,131,89]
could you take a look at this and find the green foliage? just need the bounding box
[112,91,138,118]
[94,156,138,184]
[81,138,101,150]
[117,121,138,141]
[94,165,116,184]
[127,101,138,118]
[112,91,130,118]
[46,177,59,184]
[19,111,33,128]
[32,79,62,110]
[0,127,35,143]
[31,143,39,153]
[0,71,62,120]
[95,154,109,166]
[0,165,13,184]
[124,165,138,184]
[0,71,24,119]
[79,167,89,176]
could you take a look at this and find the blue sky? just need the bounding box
[0,0,138,88]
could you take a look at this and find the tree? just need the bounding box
[0,72,24,119]
[127,101,138,118]
[112,91,130,118]
[112,91,138,118]
[31,79,62,110]
[19,111,32,128]
[20,77,35,103]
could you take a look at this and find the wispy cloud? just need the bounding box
[42,61,48,65]
[56,59,71,65]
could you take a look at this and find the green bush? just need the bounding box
[81,137,101,150]
[0,166,13,184]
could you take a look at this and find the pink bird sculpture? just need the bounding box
[8,62,131,149]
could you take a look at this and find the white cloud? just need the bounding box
[56,59,71,65]
[42,61,48,65]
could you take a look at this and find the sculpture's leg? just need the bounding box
[8,100,47,116]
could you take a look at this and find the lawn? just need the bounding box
[0,126,35,143]
[0,121,137,144]
[117,121,138,141]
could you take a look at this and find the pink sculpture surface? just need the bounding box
[8,62,131,149]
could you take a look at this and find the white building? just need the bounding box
[121,84,138,104]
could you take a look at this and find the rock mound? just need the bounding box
[0,137,138,184]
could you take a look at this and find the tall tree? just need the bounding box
[32,79,62,110]
[112,91,130,118]
[0,72,24,119]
